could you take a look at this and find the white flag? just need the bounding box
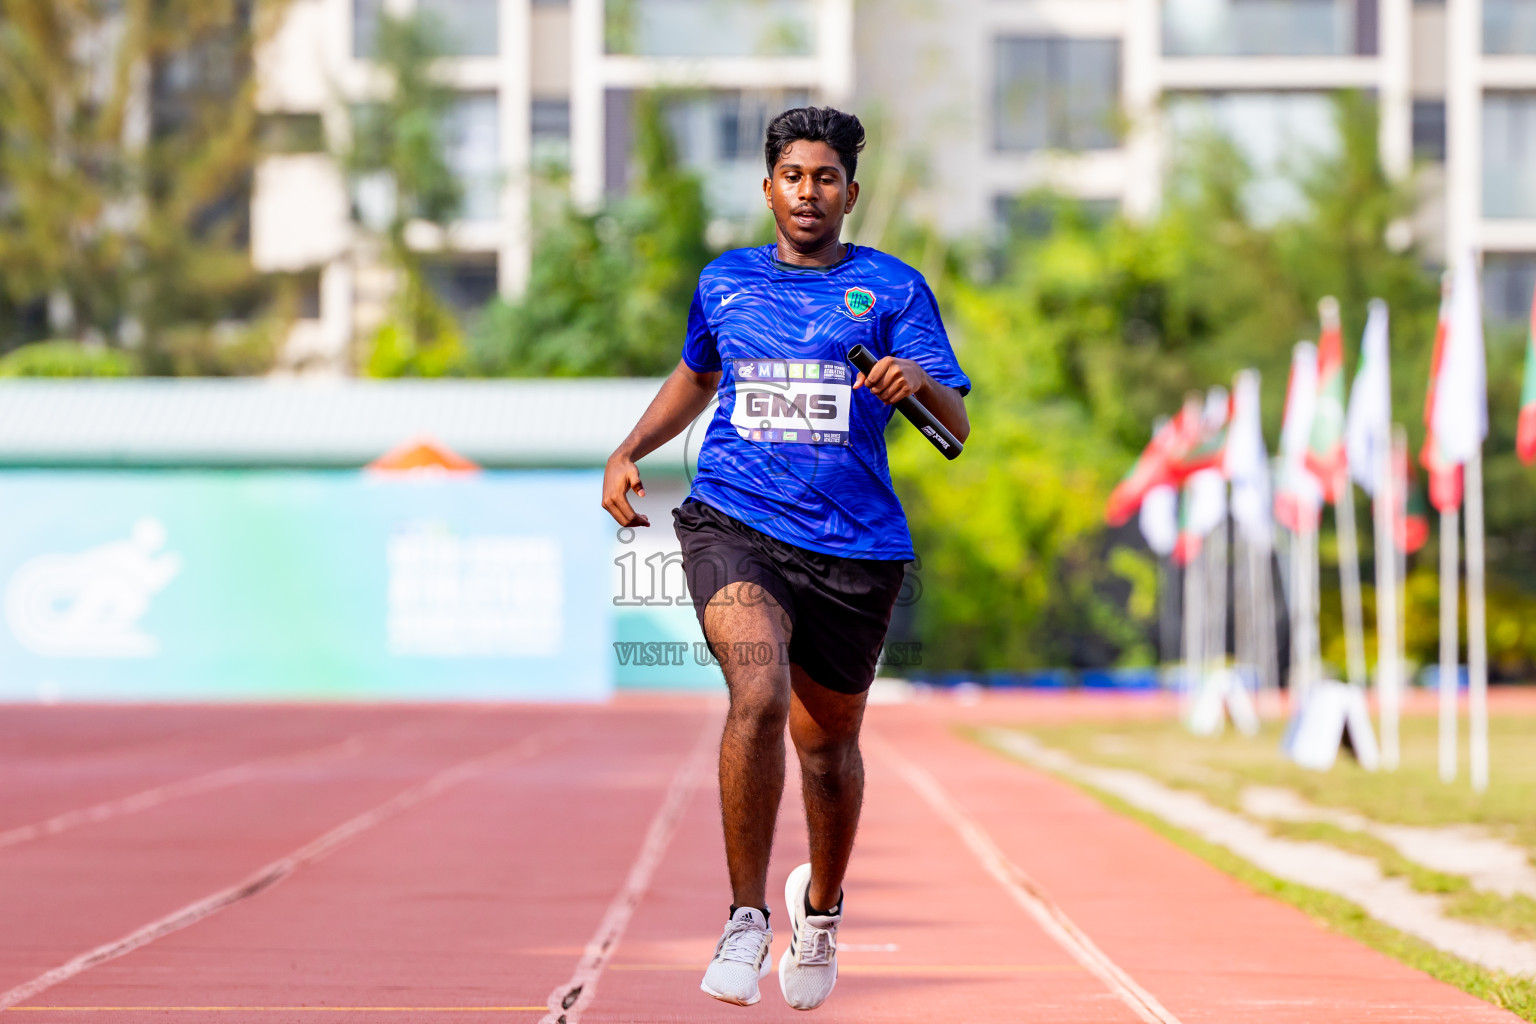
[1186,467,1228,538]
[1345,300,1392,495]
[1224,370,1271,547]
[1279,343,1318,462]
[1139,485,1178,557]
[1432,249,1488,465]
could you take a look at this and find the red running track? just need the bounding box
[0,696,1522,1023]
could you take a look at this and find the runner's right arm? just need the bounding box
[603,360,721,527]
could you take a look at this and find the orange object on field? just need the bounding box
[367,436,480,474]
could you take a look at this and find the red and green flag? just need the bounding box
[1421,275,1463,511]
[1518,285,1536,465]
[1305,297,1348,502]
[1396,449,1430,555]
[1105,397,1217,526]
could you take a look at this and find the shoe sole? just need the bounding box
[779,863,837,1011]
[700,956,773,1006]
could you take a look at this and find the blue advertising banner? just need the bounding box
[0,470,611,701]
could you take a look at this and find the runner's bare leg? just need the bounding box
[706,582,793,912]
[789,666,866,913]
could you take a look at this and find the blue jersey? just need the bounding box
[680,244,969,561]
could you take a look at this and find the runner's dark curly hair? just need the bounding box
[764,107,866,182]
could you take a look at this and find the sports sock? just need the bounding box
[804,889,842,917]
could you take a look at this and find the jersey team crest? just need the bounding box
[843,287,876,318]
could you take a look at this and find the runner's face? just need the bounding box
[764,140,858,254]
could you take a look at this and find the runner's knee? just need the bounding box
[796,733,861,782]
[727,680,791,733]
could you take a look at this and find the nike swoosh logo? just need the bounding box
[720,292,740,307]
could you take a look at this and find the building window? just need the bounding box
[443,94,501,222]
[1412,100,1446,163]
[605,89,809,215]
[1164,0,1376,57]
[1486,0,1536,54]
[994,37,1121,153]
[425,256,500,315]
[419,0,499,57]
[665,90,810,216]
[605,0,813,58]
[354,0,383,58]
[1482,255,1536,325]
[1484,93,1536,219]
[532,99,572,170]
[356,0,497,58]
[1165,91,1340,224]
[994,195,1118,239]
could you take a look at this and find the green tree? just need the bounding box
[890,92,1451,671]
[467,93,715,377]
[343,10,466,377]
[0,0,282,373]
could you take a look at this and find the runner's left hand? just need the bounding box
[854,356,928,406]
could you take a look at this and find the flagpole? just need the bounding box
[1310,524,1322,697]
[1254,538,1279,706]
[1374,436,1401,769]
[1288,526,1305,706]
[1439,506,1459,783]
[1466,452,1488,792]
[1159,555,1177,669]
[1234,530,1251,678]
[1335,474,1370,690]
[1182,533,1202,717]
[1208,512,1229,678]
[1394,426,1410,712]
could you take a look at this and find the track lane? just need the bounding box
[0,707,429,834]
[871,703,1524,1024]
[585,719,1138,1022]
[8,705,714,1024]
[0,710,559,994]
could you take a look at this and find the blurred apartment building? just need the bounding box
[252,0,1536,372]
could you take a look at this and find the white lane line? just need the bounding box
[540,715,718,1024]
[869,732,1184,1024]
[0,723,422,852]
[0,729,562,1012]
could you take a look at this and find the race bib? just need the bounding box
[730,358,851,446]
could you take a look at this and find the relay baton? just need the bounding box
[847,345,963,461]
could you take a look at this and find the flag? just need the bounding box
[1432,249,1488,465]
[1519,284,1536,465]
[1175,468,1227,566]
[1305,297,1348,502]
[1398,460,1430,555]
[1276,342,1323,532]
[1186,386,1232,476]
[1224,369,1271,547]
[1421,273,1463,511]
[1105,398,1219,526]
[1139,485,1178,557]
[1345,300,1391,496]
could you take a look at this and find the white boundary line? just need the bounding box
[540,714,718,1024]
[0,725,420,852]
[869,732,1184,1024]
[0,730,561,1011]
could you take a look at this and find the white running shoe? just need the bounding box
[701,906,773,1006]
[778,863,840,1010]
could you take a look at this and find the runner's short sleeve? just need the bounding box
[891,282,971,396]
[682,290,721,372]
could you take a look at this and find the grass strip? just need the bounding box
[968,728,1536,1022]
[1448,891,1536,946]
[1262,819,1472,895]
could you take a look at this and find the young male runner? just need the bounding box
[601,106,970,1011]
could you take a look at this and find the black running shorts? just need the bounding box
[672,499,907,695]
